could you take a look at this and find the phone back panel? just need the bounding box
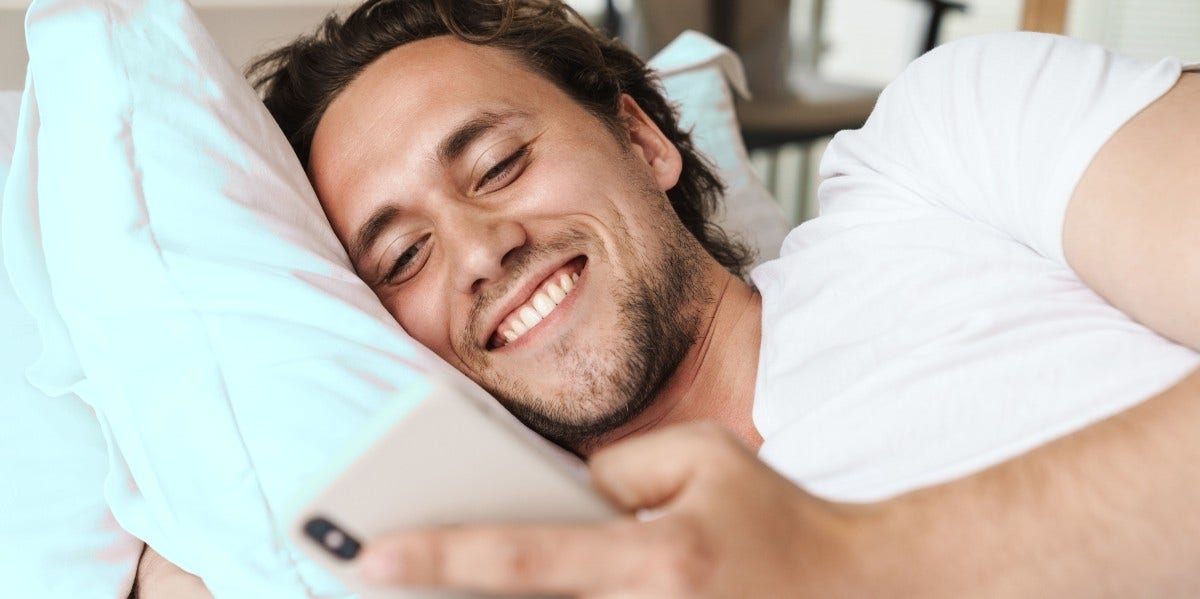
[289,379,616,598]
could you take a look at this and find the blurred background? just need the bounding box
[1,0,1197,223]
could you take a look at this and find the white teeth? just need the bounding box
[497,266,584,347]
[519,306,542,329]
[547,283,566,303]
[532,292,555,317]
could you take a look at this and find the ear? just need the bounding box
[617,94,683,192]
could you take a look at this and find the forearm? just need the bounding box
[847,366,1200,596]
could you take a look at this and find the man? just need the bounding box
[177,0,1197,595]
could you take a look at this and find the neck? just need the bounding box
[587,262,763,454]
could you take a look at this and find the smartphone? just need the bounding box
[288,376,618,598]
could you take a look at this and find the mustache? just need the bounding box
[465,228,591,339]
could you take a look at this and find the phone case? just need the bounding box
[288,377,617,598]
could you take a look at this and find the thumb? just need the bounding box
[588,422,738,512]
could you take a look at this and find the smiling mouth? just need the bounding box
[489,256,587,350]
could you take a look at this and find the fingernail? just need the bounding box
[359,548,400,583]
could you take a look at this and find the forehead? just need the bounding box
[309,36,581,215]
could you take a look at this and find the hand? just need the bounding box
[358,422,861,598]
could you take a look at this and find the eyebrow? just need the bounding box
[437,109,526,166]
[350,205,400,265]
[350,109,528,264]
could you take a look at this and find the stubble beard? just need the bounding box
[461,200,711,452]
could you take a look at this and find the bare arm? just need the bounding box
[832,69,1200,596]
[858,366,1200,596]
[1063,72,1200,349]
[830,70,1200,597]
[358,367,1199,597]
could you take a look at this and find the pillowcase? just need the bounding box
[9,1,448,595]
[650,31,790,265]
[2,88,145,598]
[4,1,786,596]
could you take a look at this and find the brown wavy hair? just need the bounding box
[247,0,753,275]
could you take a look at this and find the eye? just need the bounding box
[381,235,431,285]
[475,145,529,192]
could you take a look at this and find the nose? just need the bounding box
[441,205,527,294]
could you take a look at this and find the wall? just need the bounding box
[1069,0,1200,62]
[820,0,1199,87]
[0,2,348,91]
[5,0,1200,91]
[0,9,26,90]
[0,0,611,91]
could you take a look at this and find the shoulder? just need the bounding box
[897,31,1112,83]
[818,32,1181,261]
[871,32,1149,127]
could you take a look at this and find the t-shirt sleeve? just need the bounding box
[817,32,1182,265]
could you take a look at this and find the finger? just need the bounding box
[359,520,644,596]
[589,422,748,511]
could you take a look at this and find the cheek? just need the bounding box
[523,157,613,216]
[524,133,628,207]
[386,284,458,358]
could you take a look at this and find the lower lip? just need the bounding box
[492,262,586,353]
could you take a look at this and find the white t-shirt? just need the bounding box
[750,32,1200,503]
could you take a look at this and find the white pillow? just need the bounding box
[4,1,785,595]
[9,0,455,595]
[1,88,145,598]
[650,31,790,265]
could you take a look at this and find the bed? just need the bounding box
[0,1,788,596]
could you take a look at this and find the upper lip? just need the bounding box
[480,255,582,349]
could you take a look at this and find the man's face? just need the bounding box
[309,36,709,449]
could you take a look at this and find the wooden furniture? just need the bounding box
[1021,0,1069,34]
[736,0,966,151]
[601,0,1073,222]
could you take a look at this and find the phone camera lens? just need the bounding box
[323,529,346,550]
[303,517,361,560]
